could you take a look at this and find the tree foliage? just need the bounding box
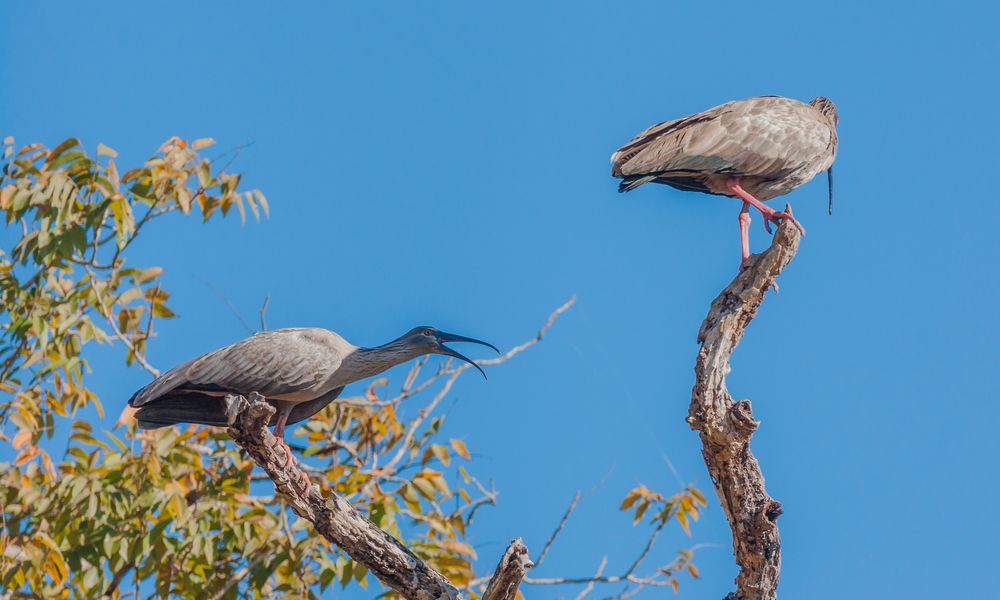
[0,137,704,599]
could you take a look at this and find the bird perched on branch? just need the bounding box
[128,326,497,453]
[611,96,838,266]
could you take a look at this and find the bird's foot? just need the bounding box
[726,178,806,236]
[759,207,806,236]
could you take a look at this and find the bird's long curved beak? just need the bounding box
[827,166,834,215]
[435,331,500,379]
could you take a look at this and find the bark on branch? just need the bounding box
[687,210,801,600]
[225,392,530,600]
[481,538,533,600]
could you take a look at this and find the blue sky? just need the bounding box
[3,1,999,598]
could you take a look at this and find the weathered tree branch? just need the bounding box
[687,209,801,600]
[481,539,533,600]
[225,392,530,600]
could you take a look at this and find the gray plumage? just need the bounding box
[128,326,497,438]
[611,96,838,202]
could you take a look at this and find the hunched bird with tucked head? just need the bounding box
[128,326,497,452]
[611,96,839,266]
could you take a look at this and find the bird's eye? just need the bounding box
[423,329,434,337]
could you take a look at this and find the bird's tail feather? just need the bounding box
[618,174,657,193]
[134,395,230,429]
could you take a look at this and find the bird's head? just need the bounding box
[809,97,839,127]
[400,326,500,378]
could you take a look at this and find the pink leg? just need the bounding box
[273,409,295,468]
[726,178,806,236]
[273,407,311,488]
[739,202,752,268]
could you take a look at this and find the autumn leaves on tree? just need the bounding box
[0,137,705,598]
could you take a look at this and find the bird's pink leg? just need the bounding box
[272,409,295,468]
[726,178,806,236]
[273,408,311,488]
[738,202,752,268]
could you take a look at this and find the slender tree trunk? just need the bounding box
[688,209,801,600]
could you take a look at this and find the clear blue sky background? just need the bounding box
[3,1,998,598]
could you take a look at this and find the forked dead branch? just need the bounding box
[221,300,577,600]
[226,392,530,600]
[688,208,802,600]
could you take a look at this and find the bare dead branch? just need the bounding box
[687,209,801,600]
[226,392,463,600]
[481,539,533,600]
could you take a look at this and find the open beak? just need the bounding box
[435,331,500,379]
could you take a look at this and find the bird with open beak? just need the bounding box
[127,326,497,473]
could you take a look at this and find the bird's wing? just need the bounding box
[286,386,345,426]
[129,329,345,407]
[611,97,833,180]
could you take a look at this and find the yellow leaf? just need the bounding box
[0,185,15,210]
[254,190,269,218]
[449,438,471,460]
[41,450,54,475]
[11,429,32,449]
[97,143,118,158]
[442,541,477,559]
[15,445,39,466]
[36,534,68,585]
[687,564,699,578]
[133,267,164,284]
[676,510,690,535]
[234,194,246,224]
[108,159,120,189]
[192,137,216,150]
[620,489,641,510]
[176,186,192,214]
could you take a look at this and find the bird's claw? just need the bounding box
[762,211,805,236]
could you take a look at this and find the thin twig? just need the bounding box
[574,557,607,600]
[87,267,160,378]
[197,277,255,335]
[534,491,582,568]
[259,294,270,332]
[384,296,576,472]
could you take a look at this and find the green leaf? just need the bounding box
[46,138,81,166]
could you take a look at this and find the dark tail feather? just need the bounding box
[134,394,230,429]
[618,174,657,193]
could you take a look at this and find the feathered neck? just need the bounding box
[339,337,424,382]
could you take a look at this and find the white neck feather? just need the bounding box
[339,342,424,383]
